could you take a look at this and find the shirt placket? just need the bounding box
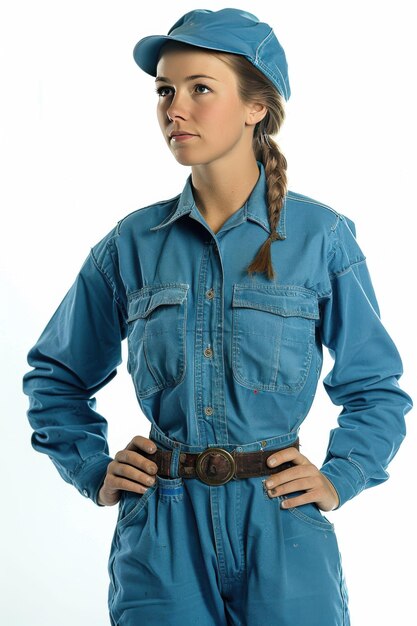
[193,237,228,448]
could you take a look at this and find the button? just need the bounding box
[204,406,214,416]
[82,489,89,497]
[261,440,267,447]
[204,347,213,358]
[206,288,215,299]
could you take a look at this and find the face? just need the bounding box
[155,46,266,167]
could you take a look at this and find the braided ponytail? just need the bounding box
[246,130,288,280]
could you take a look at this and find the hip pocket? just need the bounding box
[231,284,319,393]
[116,484,158,530]
[127,283,189,398]
[278,492,335,532]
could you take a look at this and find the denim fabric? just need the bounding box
[106,470,350,625]
[23,160,412,624]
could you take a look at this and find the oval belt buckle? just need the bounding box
[195,447,236,486]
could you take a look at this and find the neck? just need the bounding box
[190,153,261,231]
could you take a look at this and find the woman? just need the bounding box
[23,8,412,626]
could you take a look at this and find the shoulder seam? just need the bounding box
[89,246,115,292]
[89,245,126,316]
[286,191,341,231]
[286,191,340,215]
[315,257,368,299]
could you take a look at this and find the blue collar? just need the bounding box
[150,160,286,239]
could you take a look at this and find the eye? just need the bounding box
[155,86,172,97]
[154,84,212,97]
[194,84,211,94]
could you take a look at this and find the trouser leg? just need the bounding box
[221,478,350,626]
[107,475,228,626]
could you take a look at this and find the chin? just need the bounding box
[171,154,193,165]
[170,152,205,167]
[170,148,223,168]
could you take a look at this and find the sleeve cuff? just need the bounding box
[72,453,113,506]
[320,457,367,509]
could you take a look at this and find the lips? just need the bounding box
[169,131,196,139]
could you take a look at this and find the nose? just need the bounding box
[166,91,189,122]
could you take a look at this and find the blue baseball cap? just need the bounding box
[132,8,291,101]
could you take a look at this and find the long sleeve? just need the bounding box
[318,215,413,509]
[22,237,127,506]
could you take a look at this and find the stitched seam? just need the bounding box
[128,297,187,320]
[255,29,274,62]
[257,57,287,98]
[288,507,334,531]
[330,213,341,232]
[317,289,332,300]
[346,456,368,487]
[128,283,189,299]
[90,244,127,317]
[286,192,342,220]
[232,300,318,318]
[255,29,288,99]
[245,211,270,233]
[107,239,128,321]
[90,246,115,291]
[329,258,367,280]
[234,284,316,295]
[313,255,367,299]
[149,201,188,230]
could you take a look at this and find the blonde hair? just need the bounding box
[158,41,288,280]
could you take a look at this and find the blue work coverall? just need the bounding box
[23,160,412,625]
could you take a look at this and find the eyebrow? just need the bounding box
[155,74,219,84]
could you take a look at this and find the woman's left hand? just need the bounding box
[264,446,340,512]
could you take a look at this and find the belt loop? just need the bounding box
[169,442,181,478]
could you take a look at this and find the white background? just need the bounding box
[1,1,416,624]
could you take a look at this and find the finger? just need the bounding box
[126,436,157,455]
[106,474,150,495]
[264,464,317,489]
[267,477,316,498]
[114,449,158,475]
[280,492,321,509]
[267,446,310,468]
[110,459,157,488]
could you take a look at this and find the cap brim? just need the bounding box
[133,34,240,77]
[133,35,175,76]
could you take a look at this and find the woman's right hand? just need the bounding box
[97,436,158,507]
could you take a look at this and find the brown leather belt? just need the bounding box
[140,438,299,486]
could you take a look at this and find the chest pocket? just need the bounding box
[127,283,189,398]
[231,284,319,393]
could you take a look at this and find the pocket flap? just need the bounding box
[232,284,319,319]
[127,284,189,322]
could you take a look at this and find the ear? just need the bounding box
[245,101,268,127]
